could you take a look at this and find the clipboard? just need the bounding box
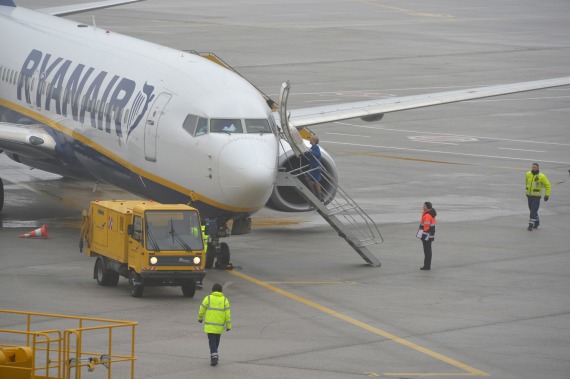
[416,229,423,239]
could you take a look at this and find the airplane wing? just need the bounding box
[0,122,57,159]
[0,153,138,212]
[284,76,570,128]
[37,0,144,17]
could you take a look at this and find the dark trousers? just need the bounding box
[207,333,221,358]
[527,195,541,227]
[422,240,432,269]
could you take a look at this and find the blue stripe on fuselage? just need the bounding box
[0,106,250,221]
[0,0,16,7]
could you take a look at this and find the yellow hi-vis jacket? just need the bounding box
[198,292,231,334]
[201,225,208,252]
[525,171,551,197]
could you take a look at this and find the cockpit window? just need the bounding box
[245,119,272,133]
[182,114,198,135]
[183,114,208,137]
[195,117,208,136]
[187,117,272,135]
[211,119,243,134]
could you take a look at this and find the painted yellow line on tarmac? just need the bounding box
[250,218,301,227]
[265,281,356,285]
[384,373,482,377]
[230,270,488,377]
[334,150,470,165]
[332,149,532,171]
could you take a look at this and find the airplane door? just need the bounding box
[144,93,172,162]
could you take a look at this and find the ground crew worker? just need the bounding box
[525,163,551,231]
[418,202,437,270]
[201,225,208,252]
[198,283,231,366]
[304,135,323,201]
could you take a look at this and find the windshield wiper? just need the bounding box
[145,223,160,252]
[169,220,193,252]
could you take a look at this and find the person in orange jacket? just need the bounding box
[418,202,437,270]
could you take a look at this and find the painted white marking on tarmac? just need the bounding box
[498,147,546,153]
[412,141,458,145]
[323,140,570,165]
[304,99,344,103]
[409,135,478,143]
[336,122,570,146]
[326,132,370,138]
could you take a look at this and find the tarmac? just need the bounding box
[1,0,570,378]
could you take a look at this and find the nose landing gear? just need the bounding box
[205,241,232,270]
[204,220,233,270]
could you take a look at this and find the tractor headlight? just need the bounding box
[150,256,158,265]
[193,257,201,265]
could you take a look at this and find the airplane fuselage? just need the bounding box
[0,5,279,221]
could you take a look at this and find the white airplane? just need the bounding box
[1,0,569,267]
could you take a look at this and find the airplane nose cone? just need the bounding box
[218,138,277,209]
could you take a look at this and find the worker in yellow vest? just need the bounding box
[525,163,551,231]
[201,225,208,251]
[191,225,207,251]
[198,283,232,366]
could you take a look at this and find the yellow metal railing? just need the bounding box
[0,310,137,379]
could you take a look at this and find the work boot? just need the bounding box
[527,224,533,231]
[210,354,219,366]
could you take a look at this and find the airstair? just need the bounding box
[277,82,383,266]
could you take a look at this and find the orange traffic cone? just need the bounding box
[19,224,49,239]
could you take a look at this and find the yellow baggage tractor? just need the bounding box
[80,200,206,297]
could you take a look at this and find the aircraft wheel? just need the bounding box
[128,270,144,298]
[95,257,119,286]
[0,177,4,213]
[205,245,215,269]
[181,280,196,297]
[215,242,230,269]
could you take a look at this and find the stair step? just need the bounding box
[276,171,382,266]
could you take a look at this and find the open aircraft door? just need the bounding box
[278,81,309,157]
[144,93,172,162]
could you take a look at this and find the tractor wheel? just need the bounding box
[181,280,197,297]
[128,270,144,298]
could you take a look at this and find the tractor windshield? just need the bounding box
[144,210,203,251]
